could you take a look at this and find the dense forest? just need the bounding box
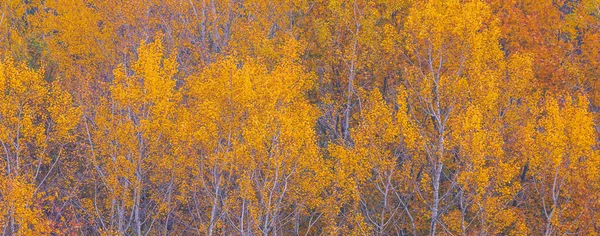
[0,0,599,235]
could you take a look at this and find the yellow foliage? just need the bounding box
[1,0,599,234]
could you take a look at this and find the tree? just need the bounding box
[181,35,328,235]
[0,57,79,235]
[400,0,520,234]
[83,37,180,235]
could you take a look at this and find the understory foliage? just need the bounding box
[0,0,599,235]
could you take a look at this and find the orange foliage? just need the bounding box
[0,0,599,235]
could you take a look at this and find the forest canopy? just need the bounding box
[0,0,599,235]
